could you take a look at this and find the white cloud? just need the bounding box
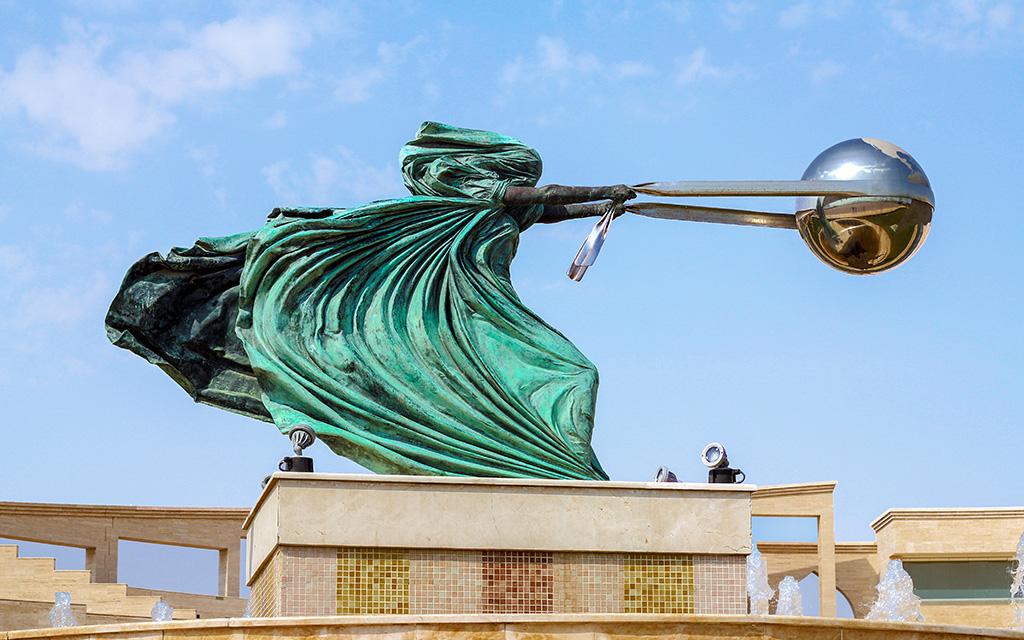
[0,11,317,170]
[657,1,693,23]
[63,201,114,225]
[120,14,310,103]
[811,60,845,82]
[779,0,852,29]
[538,36,600,75]
[887,0,1021,52]
[0,38,174,169]
[188,145,219,179]
[423,82,441,101]
[6,271,109,332]
[263,110,288,128]
[582,3,633,26]
[0,245,32,282]
[987,2,1015,29]
[719,1,758,30]
[333,37,424,104]
[779,2,813,28]
[0,236,116,336]
[66,0,142,12]
[615,62,655,79]
[675,48,732,84]
[335,66,386,104]
[501,36,603,87]
[264,148,405,206]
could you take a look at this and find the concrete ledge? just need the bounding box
[245,474,755,582]
[5,614,1024,640]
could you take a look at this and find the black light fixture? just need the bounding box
[279,425,316,473]
[262,424,318,488]
[701,442,745,483]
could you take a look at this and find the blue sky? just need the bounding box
[0,0,1022,597]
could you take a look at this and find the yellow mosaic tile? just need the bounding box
[623,553,694,614]
[336,547,410,614]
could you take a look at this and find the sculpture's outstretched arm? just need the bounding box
[536,202,620,223]
[503,184,635,206]
[503,184,635,224]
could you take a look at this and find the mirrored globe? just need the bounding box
[795,138,933,275]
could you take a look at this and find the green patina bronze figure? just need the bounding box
[107,122,635,480]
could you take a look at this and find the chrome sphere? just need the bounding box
[795,138,933,275]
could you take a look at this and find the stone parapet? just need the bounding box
[4,614,1024,640]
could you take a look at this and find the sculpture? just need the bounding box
[107,122,634,480]
[109,125,934,480]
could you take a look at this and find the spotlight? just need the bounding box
[701,442,745,484]
[701,442,728,469]
[278,424,316,473]
[654,466,678,482]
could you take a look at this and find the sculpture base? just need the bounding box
[243,473,755,617]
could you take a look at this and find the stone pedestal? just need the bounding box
[244,474,754,617]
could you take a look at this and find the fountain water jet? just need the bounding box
[48,592,76,628]
[1011,531,1023,630]
[775,576,803,616]
[151,599,174,622]
[866,559,923,622]
[746,546,774,614]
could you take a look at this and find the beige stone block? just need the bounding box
[920,603,1017,629]
[761,618,842,640]
[413,623,505,640]
[247,488,280,582]
[592,621,682,640]
[505,621,598,640]
[244,474,754,584]
[872,508,1024,563]
[675,620,765,640]
[8,629,162,640]
[251,625,416,640]
[164,629,241,640]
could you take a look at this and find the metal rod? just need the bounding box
[633,179,935,206]
[627,202,797,229]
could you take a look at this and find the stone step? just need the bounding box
[0,545,197,620]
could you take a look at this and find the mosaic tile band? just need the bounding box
[252,546,746,616]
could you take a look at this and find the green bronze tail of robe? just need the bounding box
[106,122,608,481]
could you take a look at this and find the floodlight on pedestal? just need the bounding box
[701,442,745,484]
